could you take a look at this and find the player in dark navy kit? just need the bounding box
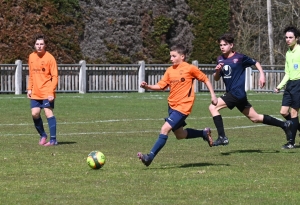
[208,33,293,147]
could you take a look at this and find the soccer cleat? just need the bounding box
[39,136,47,145]
[43,140,58,146]
[213,136,229,146]
[281,142,295,149]
[203,127,213,147]
[283,120,293,141]
[137,152,152,167]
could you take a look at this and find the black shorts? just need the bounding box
[220,92,252,112]
[282,80,300,108]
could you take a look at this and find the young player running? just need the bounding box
[137,44,218,167]
[27,34,58,146]
[209,33,292,147]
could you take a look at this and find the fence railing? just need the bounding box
[0,60,285,94]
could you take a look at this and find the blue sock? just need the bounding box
[33,117,46,137]
[47,116,57,141]
[149,134,168,160]
[186,128,204,139]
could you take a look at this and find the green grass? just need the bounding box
[0,92,300,205]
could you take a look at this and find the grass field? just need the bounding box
[0,92,300,205]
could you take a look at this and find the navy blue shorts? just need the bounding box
[30,99,54,109]
[282,80,300,108]
[220,92,252,112]
[165,106,188,132]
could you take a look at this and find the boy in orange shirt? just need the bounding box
[27,34,58,146]
[137,44,218,167]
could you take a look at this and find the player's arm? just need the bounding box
[254,62,265,88]
[27,57,33,99]
[204,80,218,105]
[48,58,58,102]
[213,63,223,81]
[140,81,163,90]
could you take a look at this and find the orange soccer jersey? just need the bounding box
[157,62,209,115]
[27,51,58,99]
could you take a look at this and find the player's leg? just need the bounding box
[289,108,299,145]
[173,125,213,147]
[31,100,47,145]
[43,100,57,146]
[241,106,293,148]
[137,121,171,167]
[209,94,231,146]
[137,108,184,166]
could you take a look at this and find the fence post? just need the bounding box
[79,60,86,94]
[245,67,252,91]
[138,60,145,93]
[192,60,199,93]
[15,60,22,95]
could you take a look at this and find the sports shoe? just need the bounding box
[281,142,295,149]
[44,140,58,146]
[203,127,213,147]
[39,136,47,145]
[137,152,152,167]
[283,120,293,141]
[213,136,229,146]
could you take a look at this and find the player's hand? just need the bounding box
[211,96,218,106]
[274,88,280,93]
[259,75,266,88]
[140,81,148,89]
[48,96,54,102]
[215,63,224,72]
[27,90,32,99]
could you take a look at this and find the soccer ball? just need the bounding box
[86,151,106,169]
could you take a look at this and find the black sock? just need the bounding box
[283,113,291,121]
[213,115,225,137]
[291,117,298,143]
[262,115,285,128]
[186,128,204,139]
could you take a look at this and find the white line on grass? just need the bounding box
[0,115,283,126]
[0,124,268,137]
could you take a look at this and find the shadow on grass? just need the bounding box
[220,149,283,155]
[180,162,230,168]
[143,162,230,170]
[57,141,77,145]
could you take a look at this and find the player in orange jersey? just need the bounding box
[27,34,58,146]
[137,44,218,167]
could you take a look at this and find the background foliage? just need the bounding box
[0,0,299,64]
[0,0,83,63]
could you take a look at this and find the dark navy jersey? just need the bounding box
[216,52,256,99]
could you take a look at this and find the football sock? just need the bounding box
[47,116,57,141]
[149,134,168,160]
[186,128,204,139]
[283,113,291,120]
[213,115,226,137]
[283,113,300,132]
[291,117,299,142]
[33,117,46,137]
[262,115,285,128]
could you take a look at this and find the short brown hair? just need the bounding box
[34,34,48,45]
[218,33,234,44]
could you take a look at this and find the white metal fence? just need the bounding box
[0,60,285,94]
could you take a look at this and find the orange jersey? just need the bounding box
[27,51,58,99]
[157,62,209,115]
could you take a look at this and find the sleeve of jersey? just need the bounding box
[277,61,290,89]
[27,56,33,90]
[243,55,256,67]
[157,69,170,90]
[48,58,58,96]
[191,66,209,83]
